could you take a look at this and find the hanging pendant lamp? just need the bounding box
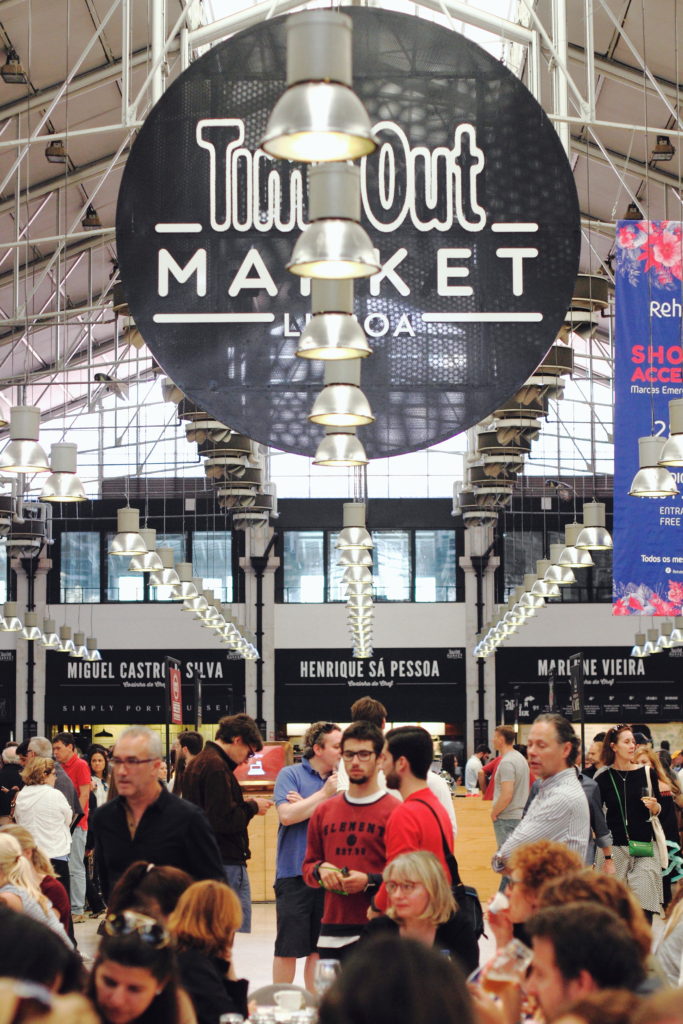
[337,546,373,567]
[288,163,379,280]
[530,560,561,598]
[71,631,88,658]
[575,501,613,550]
[659,399,683,465]
[0,406,50,474]
[41,618,60,647]
[260,10,377,162]
[630,632,647,658]
[544,544,577,585]
[108,508,148,555]
[670,616,683,645]
[85,637,102,662]
[19,611,42,641]
[0,602,22,631]
[128,529,164,572]
[57,625,75,654]
[149,548,181,588]
[629,436,678,498]
[336,502,373,550]
[172,563,199,600]
[314,428,368,467]
[297,280,371,360]
[309,359,374,428]
[41,443,87,502]
[556,523,594,568]
[643,628,662,656]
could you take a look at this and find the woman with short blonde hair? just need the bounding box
[364,851,478,974]
[168,880,248,1024]
[0,833,70,943]
[0,823,71,932]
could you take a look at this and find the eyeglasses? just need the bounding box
[104,911,170,948]
[246,747,257,759]
[110,757,158,768]
[341,750,376,762]
[385,880,421,894]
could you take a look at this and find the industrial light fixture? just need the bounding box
[82,204,101,230]
[19,611,41,641]
[343,565,373,583]
[309,359,374,427]
[128,528,164,572]
[297,280,371,360]
[670,616,683,645]
[625,202,642,220]
[182,580,208,612]
[630,632,647,658]
[575,501,613,550]
[629,436,678,497]
[260,10,377,162]
[530,560,561,598]
[544,544,577,585]
[519,573,545,609]
[1,48,27,84]
[314,428,368,467]
[288,163,379,280]
[171,562,198,600]
[41,619,60,647]
[337,547,373,567]
[108,507,148,556]
[336,502,373,550]
[0,406,50,474]
[643,628,662,656]
[659,399,683,465]
[41,443,87,502]
[85,637,102,662]
[0,602,22,631]
[556,523,594,568]
[149,547,181,588]
[57,625,75,653]
[651,135,675,162]
[657,621,674,649]
[70,631,88,658]
[45,136,67,164]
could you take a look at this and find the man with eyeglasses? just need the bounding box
[92,726,224,899]
[302,722,395,963]
[273,721,342,990]
[182,712,273,933]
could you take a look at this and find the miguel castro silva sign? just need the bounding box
[116,7,580,459]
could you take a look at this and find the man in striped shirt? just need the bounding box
[492,714,590,873]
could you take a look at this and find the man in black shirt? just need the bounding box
[91,726,224,899]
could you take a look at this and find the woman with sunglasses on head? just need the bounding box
[13,756,72,884]
[364,851,479,974]
[89,910,197,1024]
[595,725,664,921]
[167,879,249,1024]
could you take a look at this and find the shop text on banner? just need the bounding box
[614,220,683,616]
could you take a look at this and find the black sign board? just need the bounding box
[116,7,579,460]
[497,646,683,724]
[0,652,15,724]
[45,650,245,725]
[275,647,466,724]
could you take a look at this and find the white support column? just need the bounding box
[459,525,499,753]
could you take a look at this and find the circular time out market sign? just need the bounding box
[116,7,580,459]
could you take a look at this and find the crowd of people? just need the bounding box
[0,704,682,1023]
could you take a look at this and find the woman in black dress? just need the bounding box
[596,725,663,921]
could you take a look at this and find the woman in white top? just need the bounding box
[14,756,72,863]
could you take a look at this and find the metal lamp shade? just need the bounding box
[544,546,576,585]
[109,508,148,555]
[337,529,373,550]
[557,523,594,567]
[20,612,42,641]
[309,384,374,427]
[58,625,75,653]
[41,472,87,502]
[658,622,674,649]
[670,616,683,645]
[261,82,377,162]
[0,406,50,473]
[297,313,371,360]
[314,430,368,466]
[0,602,22,631]
[85,637,102,662]
[41,619,60,647]
[288,220,379,279]
[643,628,662,656]
[630,633,647,657]
[337,548,373,567]
[343,565,373,583]
[71,631,88,658]
[629,436,678,497]
[149,548,180,588]
[575,501,613,550]
[128,529,163,572]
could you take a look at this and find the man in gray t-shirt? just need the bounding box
[491,725,530,851]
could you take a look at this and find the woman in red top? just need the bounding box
[0,822,71,931]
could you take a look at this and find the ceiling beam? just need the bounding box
[568,44,683,105]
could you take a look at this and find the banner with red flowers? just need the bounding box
[614,220,683,616]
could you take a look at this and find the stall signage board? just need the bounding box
[115,7,580,460]
[613,221,683,616]
[46,650,244,724]
[275,647,466,722]
[496,646,682,723]
[0,652,15,724]
[169,664,183,725]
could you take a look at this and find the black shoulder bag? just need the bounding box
[414,798,485,939]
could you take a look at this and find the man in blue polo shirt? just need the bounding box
[273,721,342,991]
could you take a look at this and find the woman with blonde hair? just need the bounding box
[13,757,72,881]
[167,879,248,1024]
[365,850,479,974]
[0,833,70,943]
[633,744,683,907]
[0,823,71,932]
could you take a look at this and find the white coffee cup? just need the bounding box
[274,991,304,1011]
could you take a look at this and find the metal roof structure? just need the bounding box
[0,0,680,496]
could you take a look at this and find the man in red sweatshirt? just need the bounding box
[374,725,454,912]
[302,721,396,963]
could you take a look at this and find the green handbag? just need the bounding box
[610,771,654,858]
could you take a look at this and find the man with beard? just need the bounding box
[302,722,395,963]
[374,725,454,913]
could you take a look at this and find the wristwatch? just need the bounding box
[604,854,613,860]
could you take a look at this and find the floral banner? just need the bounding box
[613,220,683,615]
